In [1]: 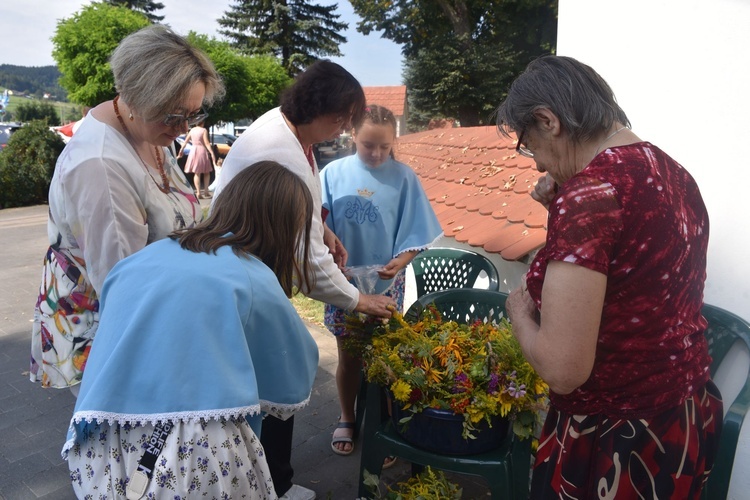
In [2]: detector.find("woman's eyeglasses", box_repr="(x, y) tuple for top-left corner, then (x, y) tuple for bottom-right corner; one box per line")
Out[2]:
(516, 129), (534, 158)
(163, 110), (209, 128)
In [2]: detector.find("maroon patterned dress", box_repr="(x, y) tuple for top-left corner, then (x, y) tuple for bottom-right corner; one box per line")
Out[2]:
(525, 142), (723, 499)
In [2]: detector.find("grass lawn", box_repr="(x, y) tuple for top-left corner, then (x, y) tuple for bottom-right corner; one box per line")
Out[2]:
(290, 293), (325, 329)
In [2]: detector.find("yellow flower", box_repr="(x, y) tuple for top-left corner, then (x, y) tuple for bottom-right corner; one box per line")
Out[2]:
(419, 357), (444, 384)
(391, 379), (412, 402)
(535, 378), (549, 395)
(465, 405), (485, 424)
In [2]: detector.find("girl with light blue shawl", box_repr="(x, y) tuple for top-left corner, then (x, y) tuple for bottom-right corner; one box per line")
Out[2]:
(63, 161), (319, 499)
(321, 105), (443, 457)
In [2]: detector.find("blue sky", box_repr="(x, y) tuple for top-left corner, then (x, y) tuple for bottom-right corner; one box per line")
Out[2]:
(0, 1), (404, 87)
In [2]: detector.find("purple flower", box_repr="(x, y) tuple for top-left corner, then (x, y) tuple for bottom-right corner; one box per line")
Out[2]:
(452, 373), (469, 393)
(507, 381), (527, 398)
(488, 373), (500, 394)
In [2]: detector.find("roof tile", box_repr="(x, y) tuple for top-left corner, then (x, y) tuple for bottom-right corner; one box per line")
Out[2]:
(399, 126), (548, 260)
(363, 86), (408, 116)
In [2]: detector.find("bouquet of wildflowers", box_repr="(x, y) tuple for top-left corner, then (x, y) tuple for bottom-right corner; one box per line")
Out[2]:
(363, 306), (548, 440)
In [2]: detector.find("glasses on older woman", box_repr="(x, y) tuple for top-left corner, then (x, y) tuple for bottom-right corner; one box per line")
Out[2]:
(163, 110), (209, 128)
(516, 129), (534, 158)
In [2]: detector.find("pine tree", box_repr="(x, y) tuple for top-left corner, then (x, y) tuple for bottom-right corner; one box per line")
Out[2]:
(219, 0), (347, 75)
(105, 0), (165, 22)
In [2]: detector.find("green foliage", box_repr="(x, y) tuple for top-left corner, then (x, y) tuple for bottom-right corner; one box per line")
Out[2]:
(14, 101), (61, 125)
(104, 0), (165, 22)
(52, 3), (150, 106)
(219, 0), (348, 75)
(187, 33), (291, 123)
(0, 121), (65, 208)
(243, 56), (293, 118)
(364, 466), (463, 499)
(349, 0), (558, 128)
(0, 65), (66, 100)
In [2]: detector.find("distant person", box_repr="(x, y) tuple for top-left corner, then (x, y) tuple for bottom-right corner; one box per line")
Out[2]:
(499, 55), (722, 498)
(63, 162), (319, 499)
(178, 119), (216, 198)
(213, 60), (395, 500)
(30, 25), (224, 394)
(321, 104), (442, 457)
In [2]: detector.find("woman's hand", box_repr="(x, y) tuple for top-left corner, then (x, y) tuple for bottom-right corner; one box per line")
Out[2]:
(506, 282), (538, 327)
(531, 173), (557, 209)
(323, 223), (347, 270)
(354, 293), (395, 319)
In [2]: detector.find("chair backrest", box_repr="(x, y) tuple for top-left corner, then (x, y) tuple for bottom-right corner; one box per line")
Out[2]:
(405, 288), (508, 325)
(411, 248), (500, 298)
(701, 303), (750, 500)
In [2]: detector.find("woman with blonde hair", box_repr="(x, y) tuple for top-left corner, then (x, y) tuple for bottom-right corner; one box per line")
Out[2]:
(30, 24), (224, 393)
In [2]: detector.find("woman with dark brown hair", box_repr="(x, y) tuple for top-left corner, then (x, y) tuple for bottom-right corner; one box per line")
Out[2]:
(63, 161), (319, 499)
(214, 59), (395, 500)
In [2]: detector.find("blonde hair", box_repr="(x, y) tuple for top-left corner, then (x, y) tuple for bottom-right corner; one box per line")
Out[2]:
(111, 25), (225, 122)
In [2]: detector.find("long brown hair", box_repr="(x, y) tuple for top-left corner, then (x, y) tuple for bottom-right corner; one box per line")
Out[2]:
(171, 161), (314, 296)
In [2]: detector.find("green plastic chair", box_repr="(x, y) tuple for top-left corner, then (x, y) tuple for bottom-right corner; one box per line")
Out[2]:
(357, 289), (533, 499)
(411, 248), (500, 298)
(701, 304), (750, 500)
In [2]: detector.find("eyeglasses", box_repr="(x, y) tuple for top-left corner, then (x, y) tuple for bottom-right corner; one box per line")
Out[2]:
(162, 110), (209, 128)
(515, 129), (534, 158)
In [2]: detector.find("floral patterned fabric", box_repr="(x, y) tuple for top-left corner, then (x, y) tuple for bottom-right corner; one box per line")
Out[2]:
(30, 114), (201, 389)
(531, 381), (723, 499)
(526, 142), (711, 418)
(67, 417), (276, 499)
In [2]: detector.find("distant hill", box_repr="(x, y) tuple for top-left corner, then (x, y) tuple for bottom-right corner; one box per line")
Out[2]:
(0, 65), (67, 101)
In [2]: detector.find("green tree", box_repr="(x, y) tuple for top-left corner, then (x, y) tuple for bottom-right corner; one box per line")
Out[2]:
(350, 0), (557, 129)
(14, 101), (61, 125)
(219, 0), (347, 75)
(52, 3), (149, 106)
(187, 33), (291, 124)
(104, 0), (165, 22)
(0, 121), (65, 208)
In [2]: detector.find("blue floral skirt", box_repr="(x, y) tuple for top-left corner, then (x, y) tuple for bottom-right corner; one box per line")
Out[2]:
(66, 417), (275, 499)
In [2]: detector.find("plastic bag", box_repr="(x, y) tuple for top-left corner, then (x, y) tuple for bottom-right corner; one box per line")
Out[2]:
(344, 265), (384, 295)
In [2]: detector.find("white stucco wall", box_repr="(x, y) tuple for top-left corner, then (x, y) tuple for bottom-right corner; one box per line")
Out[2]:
(558, 1), (750, 496)
(558, 0), (750, 322)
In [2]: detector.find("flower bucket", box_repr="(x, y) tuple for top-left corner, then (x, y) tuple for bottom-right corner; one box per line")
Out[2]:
(391, 402), (509, 455)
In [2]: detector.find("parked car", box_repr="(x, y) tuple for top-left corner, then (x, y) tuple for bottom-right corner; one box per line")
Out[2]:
(175, 132), (237, 159)
(0, 122), (23, 151)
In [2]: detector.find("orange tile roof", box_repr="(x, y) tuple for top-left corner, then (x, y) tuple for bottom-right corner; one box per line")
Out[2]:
(397, 126), (548, 261)
(363, 86), (407, 116)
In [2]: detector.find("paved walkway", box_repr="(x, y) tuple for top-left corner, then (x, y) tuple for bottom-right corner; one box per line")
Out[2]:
(0, 204), (489, 499)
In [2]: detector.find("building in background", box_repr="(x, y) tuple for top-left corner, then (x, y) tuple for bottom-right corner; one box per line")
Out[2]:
(363, 85), (408, 136)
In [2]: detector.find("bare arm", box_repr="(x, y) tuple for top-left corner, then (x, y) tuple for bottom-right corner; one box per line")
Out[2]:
(177, 130), (193, 157)
(506, 261), (605, 394)
(323, 222), (347, 270)
(378, 250), (419, 280)
(202, 128), (217, 164)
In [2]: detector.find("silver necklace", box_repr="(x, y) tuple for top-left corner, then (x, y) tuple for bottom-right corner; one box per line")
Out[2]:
(594, 126), (628, 157)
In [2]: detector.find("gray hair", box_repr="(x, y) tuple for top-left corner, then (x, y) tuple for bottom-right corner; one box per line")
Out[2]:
(495, 55), (630, 143)
(110, 25), (225, 122)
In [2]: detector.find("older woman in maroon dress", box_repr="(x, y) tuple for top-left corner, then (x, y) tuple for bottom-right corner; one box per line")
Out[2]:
(498, 55), (722, 499)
